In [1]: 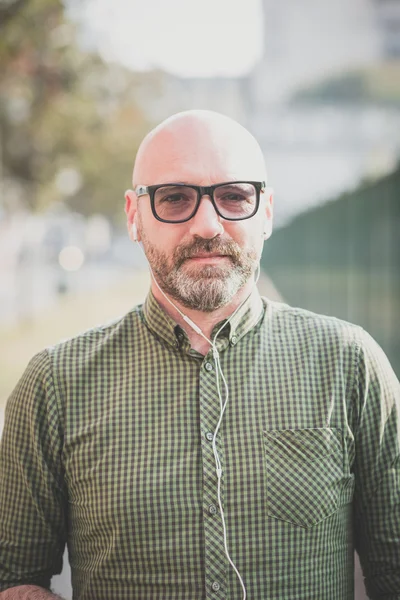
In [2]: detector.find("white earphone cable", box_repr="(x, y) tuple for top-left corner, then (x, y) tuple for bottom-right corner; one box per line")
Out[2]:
(133, 232), (262, 599)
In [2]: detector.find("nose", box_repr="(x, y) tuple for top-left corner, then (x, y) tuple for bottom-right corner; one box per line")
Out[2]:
(188, 194), (224, 239)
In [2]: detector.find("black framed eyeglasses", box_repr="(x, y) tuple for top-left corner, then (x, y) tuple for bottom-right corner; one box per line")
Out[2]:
(134, 181), (266, 224)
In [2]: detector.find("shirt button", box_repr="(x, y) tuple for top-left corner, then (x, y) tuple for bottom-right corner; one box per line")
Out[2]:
(230, 335), (238, 345)
(204, 362), (213, 371)
(209, 504), (217, 514)
(205, 432), (213, 441)
(211, 581), (220, 592)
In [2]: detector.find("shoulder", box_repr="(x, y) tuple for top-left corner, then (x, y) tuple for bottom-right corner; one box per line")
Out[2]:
(42, 305), (144, 375)
(261, 297), (363, 345)
(261, 297), (398, 385)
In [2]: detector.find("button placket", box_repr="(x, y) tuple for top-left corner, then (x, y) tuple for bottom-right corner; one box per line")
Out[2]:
(199, 356), (227, 598)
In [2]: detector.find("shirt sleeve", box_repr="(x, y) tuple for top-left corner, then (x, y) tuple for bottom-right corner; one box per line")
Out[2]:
(353, 328), (400, 600)
(0, 350), (67, 592)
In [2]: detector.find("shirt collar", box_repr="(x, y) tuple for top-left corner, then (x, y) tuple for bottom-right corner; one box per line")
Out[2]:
(141, 287), (264, 354)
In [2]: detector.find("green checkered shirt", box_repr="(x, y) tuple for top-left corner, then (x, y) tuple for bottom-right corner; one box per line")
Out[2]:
(1, 290), (399, 599)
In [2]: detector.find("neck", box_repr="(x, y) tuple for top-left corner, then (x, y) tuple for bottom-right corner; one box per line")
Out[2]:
(151, 278), (255, 354)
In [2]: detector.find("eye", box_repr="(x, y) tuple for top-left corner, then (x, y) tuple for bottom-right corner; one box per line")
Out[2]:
(219, 192), (247, 202)
(159, 193), (189, 204)
(215, 184), (256, 204)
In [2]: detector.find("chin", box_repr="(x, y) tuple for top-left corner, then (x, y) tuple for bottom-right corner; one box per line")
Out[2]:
(184, 264), (230, 279)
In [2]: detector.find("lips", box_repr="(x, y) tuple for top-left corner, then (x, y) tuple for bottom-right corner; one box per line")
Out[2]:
(189, 254), (227, 259)
(187, 254), (230, 262)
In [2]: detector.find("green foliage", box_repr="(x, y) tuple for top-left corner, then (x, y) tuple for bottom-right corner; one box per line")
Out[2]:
(0, 0), (157, 221)
(291, 63), (400, 106)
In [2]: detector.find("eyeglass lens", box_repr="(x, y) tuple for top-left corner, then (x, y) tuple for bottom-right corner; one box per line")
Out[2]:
(154, 183), (257, 222)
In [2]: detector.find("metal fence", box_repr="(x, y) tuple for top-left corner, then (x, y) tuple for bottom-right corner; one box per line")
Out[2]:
(262, 165), (400, 377)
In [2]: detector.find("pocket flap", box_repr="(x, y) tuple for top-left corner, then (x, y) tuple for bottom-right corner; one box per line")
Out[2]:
(264, 427), (342, 462)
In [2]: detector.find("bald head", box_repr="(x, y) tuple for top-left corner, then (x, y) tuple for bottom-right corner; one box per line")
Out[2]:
(132, 110), (267, 186)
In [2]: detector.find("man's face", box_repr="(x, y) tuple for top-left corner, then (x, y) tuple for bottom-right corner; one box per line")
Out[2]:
(139, 213), (260, 313)
(126, 116), (272, 312)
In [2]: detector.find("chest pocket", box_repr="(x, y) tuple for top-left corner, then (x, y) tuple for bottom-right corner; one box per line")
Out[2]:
(263, 427), (346, 529)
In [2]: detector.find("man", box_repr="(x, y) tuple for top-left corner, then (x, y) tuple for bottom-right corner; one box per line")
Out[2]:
(0, 110), (399, 600)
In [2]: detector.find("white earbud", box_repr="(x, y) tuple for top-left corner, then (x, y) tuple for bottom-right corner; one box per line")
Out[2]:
(132, 220), (138, 242)
(263, 221), (272, 239)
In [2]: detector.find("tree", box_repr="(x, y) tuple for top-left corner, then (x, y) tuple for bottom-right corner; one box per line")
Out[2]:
(0, 0), (158, 222)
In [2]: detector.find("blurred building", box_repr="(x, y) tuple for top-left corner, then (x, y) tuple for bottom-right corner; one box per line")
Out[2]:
(373, 0), (400, 58)
(251, 0), (380, 105)
(246, 0), (400, 225)
(140, 73), (248, 126)
(137, 0), (400, 228)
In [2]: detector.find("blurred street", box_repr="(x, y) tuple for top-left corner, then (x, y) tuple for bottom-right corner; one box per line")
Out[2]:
(0, 209), (147, 327)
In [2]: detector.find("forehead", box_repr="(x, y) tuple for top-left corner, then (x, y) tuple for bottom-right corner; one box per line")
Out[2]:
(134, 120), (266, 185)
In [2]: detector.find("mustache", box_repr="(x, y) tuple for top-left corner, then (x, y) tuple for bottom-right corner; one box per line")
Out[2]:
(174, 238), (242, 267)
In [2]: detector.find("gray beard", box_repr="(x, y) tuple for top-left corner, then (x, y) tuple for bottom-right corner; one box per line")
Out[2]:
(159, 261), (252, 312)
(141, 234), (257, 312)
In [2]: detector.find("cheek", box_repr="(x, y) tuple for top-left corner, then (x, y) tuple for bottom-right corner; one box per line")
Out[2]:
(142, 218), (185, 254)
(245, 226), (265, 259)
(235, 223), (263, 248)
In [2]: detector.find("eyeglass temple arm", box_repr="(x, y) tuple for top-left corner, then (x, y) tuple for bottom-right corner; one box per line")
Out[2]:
(135, 185), (148, 197)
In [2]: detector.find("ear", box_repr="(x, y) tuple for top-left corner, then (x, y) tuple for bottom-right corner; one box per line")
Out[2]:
(125, 189), (139, 242)
(263, 187), (273, 241)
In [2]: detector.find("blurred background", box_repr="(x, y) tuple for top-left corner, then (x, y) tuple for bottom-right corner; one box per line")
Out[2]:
(0, 0), (399, 597)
